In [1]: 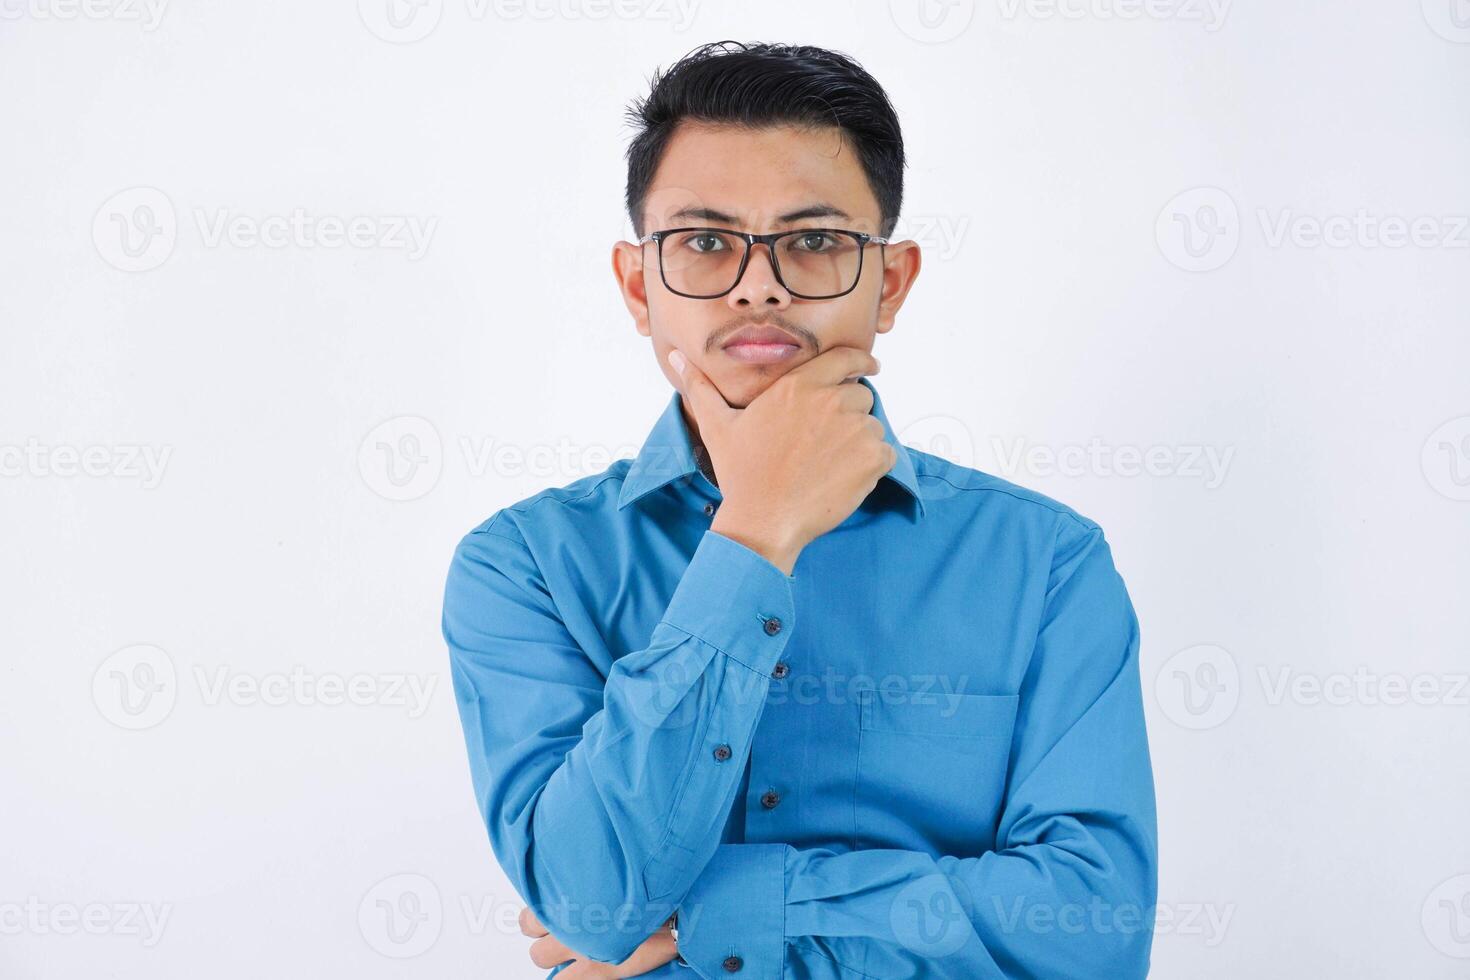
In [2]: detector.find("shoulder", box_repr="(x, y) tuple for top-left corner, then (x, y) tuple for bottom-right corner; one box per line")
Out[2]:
(907, 446), (1103, 541)
(457, 458), (636, 543)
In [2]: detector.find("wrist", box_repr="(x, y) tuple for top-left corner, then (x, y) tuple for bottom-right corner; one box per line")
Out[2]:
(710, 507), (803, 575)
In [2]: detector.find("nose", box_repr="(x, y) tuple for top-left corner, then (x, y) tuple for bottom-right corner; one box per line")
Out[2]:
(727, 242), (791, 310)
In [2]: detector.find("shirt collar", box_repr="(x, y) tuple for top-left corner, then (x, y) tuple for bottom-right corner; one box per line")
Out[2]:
(617, 375), (926, 519)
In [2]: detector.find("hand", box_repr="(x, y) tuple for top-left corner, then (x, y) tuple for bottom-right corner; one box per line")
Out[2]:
(667, 344), (893, 575)
(519, 905), (678, 978)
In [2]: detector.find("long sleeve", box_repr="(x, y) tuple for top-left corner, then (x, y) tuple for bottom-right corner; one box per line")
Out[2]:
(674, 522), (1158, 979)
(442, 516), (796, 964)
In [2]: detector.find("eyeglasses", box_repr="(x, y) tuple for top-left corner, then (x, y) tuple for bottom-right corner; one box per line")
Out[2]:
(636, 226), (890, 300)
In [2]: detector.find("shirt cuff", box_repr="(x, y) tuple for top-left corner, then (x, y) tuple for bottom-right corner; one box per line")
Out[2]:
(659, 529), (796, 677)
(676, 843), (787, 980)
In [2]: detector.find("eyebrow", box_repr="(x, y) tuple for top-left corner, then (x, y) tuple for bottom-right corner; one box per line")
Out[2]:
(668, 203), (853, 225)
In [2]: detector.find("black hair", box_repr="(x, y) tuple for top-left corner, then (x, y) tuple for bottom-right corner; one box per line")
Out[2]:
(623, 41), (905, 240)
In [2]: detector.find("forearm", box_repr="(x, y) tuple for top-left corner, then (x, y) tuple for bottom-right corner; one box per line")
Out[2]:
(447, 525), (796, 963)
(678, 828), (1155, 980)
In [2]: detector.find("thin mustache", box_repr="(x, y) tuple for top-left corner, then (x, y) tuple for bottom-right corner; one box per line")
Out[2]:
(708, 318), (819, 353)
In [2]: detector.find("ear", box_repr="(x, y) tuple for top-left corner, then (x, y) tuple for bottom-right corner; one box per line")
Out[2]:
(875, 240), (922, 335)
(611, 240), (653, 337)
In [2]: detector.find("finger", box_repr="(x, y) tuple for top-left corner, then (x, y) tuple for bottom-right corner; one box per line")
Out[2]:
(529, 933), (577, 970)
(787, 345), (880, 388)
(519, 905), (549, 938)
(668, 348), (735, 428)
(556, 959), (616, 980)
(609, 928), (678, 977)
(552, 927), (678, 979)
(835, 378), (876, 414)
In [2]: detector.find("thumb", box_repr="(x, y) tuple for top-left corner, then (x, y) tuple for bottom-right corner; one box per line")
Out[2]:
(668, 349), (734, 428)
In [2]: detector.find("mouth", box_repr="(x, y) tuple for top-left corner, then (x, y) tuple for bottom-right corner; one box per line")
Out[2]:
(720, 324), (803, 365)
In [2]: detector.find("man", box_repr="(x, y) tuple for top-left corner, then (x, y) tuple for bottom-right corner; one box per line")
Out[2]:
(442, 41), (1157, 979)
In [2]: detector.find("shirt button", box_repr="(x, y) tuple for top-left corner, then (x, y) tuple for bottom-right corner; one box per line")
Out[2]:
(762, 617), (782, 636)
(771, 662), (789, 679)
(713, 744), (732, 762)
(760, 789), (780, 809)
(722, 955), (744, 972)
(703, 502), (716, 517)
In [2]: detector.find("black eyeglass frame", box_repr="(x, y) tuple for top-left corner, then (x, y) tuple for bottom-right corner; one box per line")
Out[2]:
(636, 226), (891, 300)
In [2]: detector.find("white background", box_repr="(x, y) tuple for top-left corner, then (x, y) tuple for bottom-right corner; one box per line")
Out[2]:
(3, 1), (1469, 977)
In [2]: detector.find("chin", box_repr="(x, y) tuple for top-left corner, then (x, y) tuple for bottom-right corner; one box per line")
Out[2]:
(715, 367), (789, 408)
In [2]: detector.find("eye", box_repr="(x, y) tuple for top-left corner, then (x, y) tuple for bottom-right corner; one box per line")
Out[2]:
(790, 231), (839, 253)
(680, 232), (729, 254)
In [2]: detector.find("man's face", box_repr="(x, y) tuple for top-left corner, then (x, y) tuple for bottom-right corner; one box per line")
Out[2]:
(612, 121), (920, 410)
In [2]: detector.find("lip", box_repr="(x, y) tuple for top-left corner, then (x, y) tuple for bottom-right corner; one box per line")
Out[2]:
(721, 324), (803, 364)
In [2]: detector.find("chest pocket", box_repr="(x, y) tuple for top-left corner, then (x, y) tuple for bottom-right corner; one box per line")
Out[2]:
(854, 688), (1018, 855)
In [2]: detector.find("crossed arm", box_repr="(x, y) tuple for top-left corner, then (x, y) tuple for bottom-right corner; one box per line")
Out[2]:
(442, 511), (1157, 978)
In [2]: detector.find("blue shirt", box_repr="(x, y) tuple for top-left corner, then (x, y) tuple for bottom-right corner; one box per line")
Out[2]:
(442, 377), (1157, 979)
